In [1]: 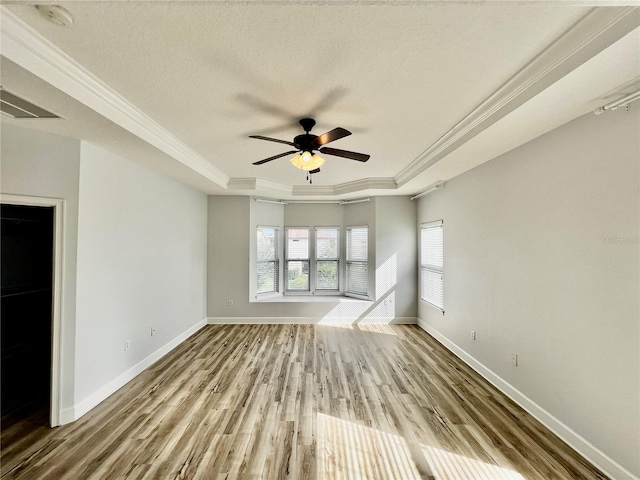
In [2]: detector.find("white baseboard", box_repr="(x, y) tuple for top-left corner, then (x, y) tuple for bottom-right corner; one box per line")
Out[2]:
(59, 406), (76, 425)
(207, 316), (417, 325)
(417, 319), (638, 480)
(64, 319), (207, 424)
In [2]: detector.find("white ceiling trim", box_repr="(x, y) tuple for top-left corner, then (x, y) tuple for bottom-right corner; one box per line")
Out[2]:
(394, 6), (640, 187)
(292, 177), (397, 196)
(227, 177), (293, 194)
(292, 185), (336, 196)
(255, 179), (293, 194)
(0, 7), (229, 188)
(227, 178), (257, 190)
(333, 177), (397, 196)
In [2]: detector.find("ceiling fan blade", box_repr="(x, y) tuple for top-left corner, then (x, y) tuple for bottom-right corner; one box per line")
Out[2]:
(312, 127), (351, 147)
(252, 150), (298, 165)
(319, 147), (370, 162)
(308, 168), (321, 174)
(249, 135), (296, 147)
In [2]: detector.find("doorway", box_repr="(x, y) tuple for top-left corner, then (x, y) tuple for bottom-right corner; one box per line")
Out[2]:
(1, 203), (55, 428)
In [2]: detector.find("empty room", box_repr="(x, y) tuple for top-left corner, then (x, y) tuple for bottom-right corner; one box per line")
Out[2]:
(1, 1), (638, 479)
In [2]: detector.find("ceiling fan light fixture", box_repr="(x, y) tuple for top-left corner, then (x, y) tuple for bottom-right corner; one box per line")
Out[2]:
(290, 151), (324, 171)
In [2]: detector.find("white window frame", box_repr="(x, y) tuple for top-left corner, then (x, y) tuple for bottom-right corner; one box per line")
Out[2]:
(420, 220), (444, 314)
(285, 227), (311, 293)
(345, 225), (369, 299)
(256, 226), (280, 295)
(315, 227), (340, 293)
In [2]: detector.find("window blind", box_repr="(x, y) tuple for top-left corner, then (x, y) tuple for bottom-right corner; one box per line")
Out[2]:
(421, 221), (444, 312)
(316, 228), (339, 290)
(286, 228), (310, 291)
(257, 226), (278, 294)
(346, 226), (368, 296)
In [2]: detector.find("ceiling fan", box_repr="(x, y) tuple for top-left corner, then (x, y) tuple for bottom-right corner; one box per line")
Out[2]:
(250, 118), (370, 183)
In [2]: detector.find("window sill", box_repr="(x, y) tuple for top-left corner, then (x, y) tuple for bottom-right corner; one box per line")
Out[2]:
(253, 295), (372, 303)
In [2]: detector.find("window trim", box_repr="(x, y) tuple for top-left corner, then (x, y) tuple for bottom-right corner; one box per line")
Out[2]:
(420, 220), (444, 314)
(345, 225), (369, 299)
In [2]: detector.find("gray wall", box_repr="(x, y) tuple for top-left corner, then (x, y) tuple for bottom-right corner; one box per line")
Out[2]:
(1, 125), (208, 422)
(75, 142), (208, 403)
(1, 124), (81, 417)
(207, 196), (417, 323)
(376, 196), (417, 319)
(417, 108), (639, 477)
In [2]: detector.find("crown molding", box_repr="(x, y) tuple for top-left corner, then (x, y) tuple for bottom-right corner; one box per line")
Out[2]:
(291, 177), (397, 196)
(0, 7), (229, 188)
(227, 178), (256, 190)
(334, 177), (397, 195)
(227, 178), (293, 194)
(255, 179), (293, 194)
(394, 6), (640, 187)
(292, 185), (336, 196)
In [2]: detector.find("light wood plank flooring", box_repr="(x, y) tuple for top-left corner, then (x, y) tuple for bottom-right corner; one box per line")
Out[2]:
(1, 324), (609, 479)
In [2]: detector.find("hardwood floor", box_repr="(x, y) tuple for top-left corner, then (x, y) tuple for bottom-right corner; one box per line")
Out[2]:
(1, 324), (609, 480)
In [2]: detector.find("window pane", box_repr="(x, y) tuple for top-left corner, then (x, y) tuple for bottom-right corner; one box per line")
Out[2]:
(421, 226), (443, 268)
(346, 226), (368, 295)
(287, 228), (309, 259)
(257, 227), (277, 261)
(287, 260), (309, 290)
(257, 261), (278, 294)
(421, 268), (443, 310)
(317, 260), (338, 290)
(257, 227), (278, 294)
(421, 222), (443, 311)
(346, 261), (368, 295)
(347, 227), (368, 261)
(316, 228), (338, 259)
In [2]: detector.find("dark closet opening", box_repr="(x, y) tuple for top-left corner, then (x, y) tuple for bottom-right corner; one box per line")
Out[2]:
(1, 203), (54, 428)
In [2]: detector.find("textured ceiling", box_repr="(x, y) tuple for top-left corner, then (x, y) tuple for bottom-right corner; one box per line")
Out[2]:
(1, 2), (639, 197)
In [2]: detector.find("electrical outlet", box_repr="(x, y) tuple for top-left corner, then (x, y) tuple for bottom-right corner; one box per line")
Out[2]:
(228, 299), (234, 306)
(511, 352), (518, 366)
(151, 327), (156, 337)
(471, 330), (476, 340)
(124, 340), (130, 351)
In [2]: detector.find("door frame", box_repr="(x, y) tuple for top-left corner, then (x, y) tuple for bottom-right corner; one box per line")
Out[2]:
(1, 194), (64, 427)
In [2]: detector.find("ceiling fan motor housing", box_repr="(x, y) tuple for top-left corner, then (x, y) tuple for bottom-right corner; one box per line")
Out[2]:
(293, 134), (319, 152)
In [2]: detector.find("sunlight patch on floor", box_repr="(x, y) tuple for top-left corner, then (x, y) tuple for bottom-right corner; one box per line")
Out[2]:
(421, 445), (525, 480)
(317, 322), (398, 335)
(318, 413), (422, 479)
(356, 323), (398, 336)
(317, 413), (526, 480)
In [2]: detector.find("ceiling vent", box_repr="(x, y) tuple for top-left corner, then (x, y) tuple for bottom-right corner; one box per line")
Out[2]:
(0, 88), (60, 119)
